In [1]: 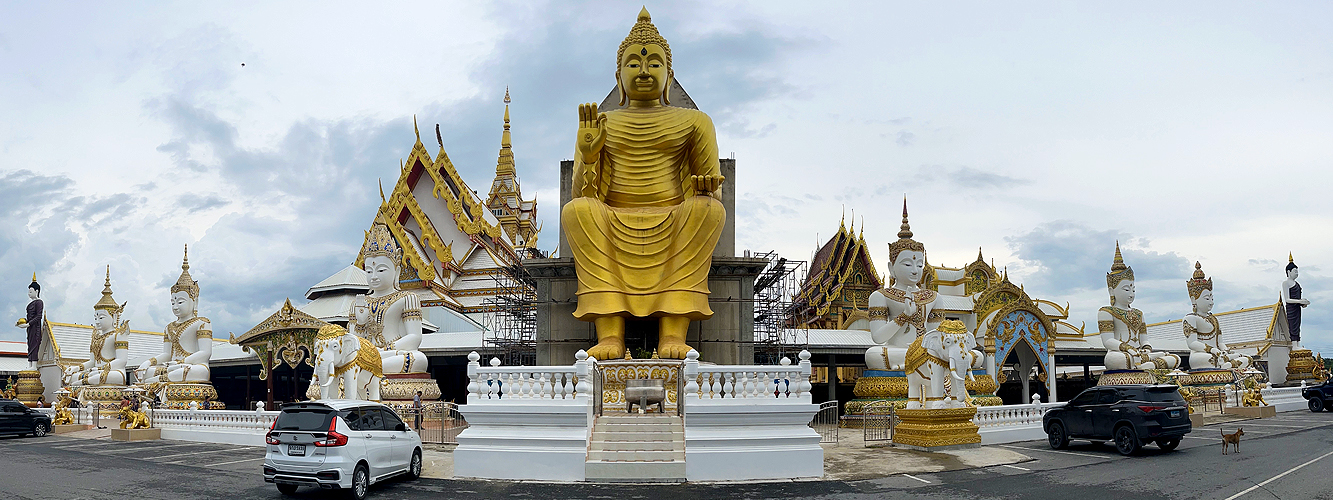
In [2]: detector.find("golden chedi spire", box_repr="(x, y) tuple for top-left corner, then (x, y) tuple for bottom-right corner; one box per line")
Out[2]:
(496, 88), (515, 175)
(1186, 261), (1212, 300)
(1106, 241), (1134, 289)
(171, 245), (199, 300)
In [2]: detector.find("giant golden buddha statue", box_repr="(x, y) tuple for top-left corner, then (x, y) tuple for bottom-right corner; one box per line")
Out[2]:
(563, 7), (725, 360)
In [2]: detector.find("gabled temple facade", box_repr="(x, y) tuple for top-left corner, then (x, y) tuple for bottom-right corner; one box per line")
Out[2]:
(793, 218), (881, 330)
(304, 115), (530, 322)
(484, 89), (540, 254)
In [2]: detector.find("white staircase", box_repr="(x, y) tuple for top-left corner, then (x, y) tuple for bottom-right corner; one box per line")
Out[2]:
(584, 413), (686, 482)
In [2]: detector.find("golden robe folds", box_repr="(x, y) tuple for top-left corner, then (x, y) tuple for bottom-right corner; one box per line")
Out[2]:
(563, 106), (725, 321)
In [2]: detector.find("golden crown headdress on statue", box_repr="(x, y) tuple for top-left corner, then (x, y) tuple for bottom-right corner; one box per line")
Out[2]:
(1105, 241), (1135, 289)
(937, 319), (968, 335)
(93, 265), (126, 316)
(1186, 261), (1213, 300)
(316, 324), (347, 342)
(171, 245), (200, 301)
(888, 199), (926, 264)
(360, 223), (403, 266)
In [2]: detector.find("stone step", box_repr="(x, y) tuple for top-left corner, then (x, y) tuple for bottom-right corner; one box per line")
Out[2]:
(591, 430), (684, 442)
(594, 422), (681, 433)
(584, 460), (686, 482)
(586, 449), (684, 462)
(590, 439), (680, 452)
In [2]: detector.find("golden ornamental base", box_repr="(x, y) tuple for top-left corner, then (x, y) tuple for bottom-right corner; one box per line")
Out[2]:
(1097, 369), (1173, 386)
(76, 385), (130, 403)
(844, 396), (1002, 420)
(14, 370), (44, 407)
(1223, 405), (1276, 418)
(1179, 369), (1235, 387)
(1286, 349), (1327, 382)
(380, 373), (443, 413)
(892, 406), (981, 450)
(156, 383), (225, 409)
(110, 427), (161, 441)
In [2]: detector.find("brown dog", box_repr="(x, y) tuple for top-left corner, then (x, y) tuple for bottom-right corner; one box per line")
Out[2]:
(1221, 428), (1244, 455)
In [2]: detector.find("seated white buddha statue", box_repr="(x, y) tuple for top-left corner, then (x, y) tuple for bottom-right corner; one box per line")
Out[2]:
(865, 203), (945, 372)
(1183, 262), (1251, 370)
(67, 267), (129, 387)
(136, 247), (213, 384)
(351, 224), (427, 374)
(1099, 243), (1180, 371)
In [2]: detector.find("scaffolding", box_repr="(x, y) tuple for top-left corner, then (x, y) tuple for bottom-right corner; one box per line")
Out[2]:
(751, 251), (809, 364)
(480, 264), (537, 367)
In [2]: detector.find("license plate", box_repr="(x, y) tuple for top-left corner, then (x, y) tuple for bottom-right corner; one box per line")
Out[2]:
(1170, 411), (1181, 418)
(288, 444), (306, 456)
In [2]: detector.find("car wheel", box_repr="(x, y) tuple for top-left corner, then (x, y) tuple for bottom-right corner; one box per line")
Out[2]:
(1047, 422), (1069, 450)
(276, 483), (298, 495)
(32, 423), (47, 437)
(1310, 397), (1325, 412)
(344, 463), (369, 500)
(405, 448), (423, 480)
(1157, 438), (1180, 451)
(1114, 426), (1141, 456)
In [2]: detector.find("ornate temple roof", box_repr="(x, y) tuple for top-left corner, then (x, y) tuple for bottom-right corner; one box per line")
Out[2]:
(794, 217), (881, 323)
(484, 89), (540, 251)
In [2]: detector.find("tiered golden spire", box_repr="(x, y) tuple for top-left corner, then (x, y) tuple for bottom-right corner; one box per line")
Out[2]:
(93, 265), (121, 312)
(496, 87), (515, 175)
(1106, 241), (1135, 288)
(888, 198), (925, 263)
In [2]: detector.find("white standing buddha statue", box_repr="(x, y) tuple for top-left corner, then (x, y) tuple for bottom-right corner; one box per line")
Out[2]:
(865, 202), (945, 373)
(351, 224), (428, 375)
(137, 246), (213, 384)
(1099, 243), (1180, 371)
(1183, 262), (1251, 370)
(67, 266), (130, 387)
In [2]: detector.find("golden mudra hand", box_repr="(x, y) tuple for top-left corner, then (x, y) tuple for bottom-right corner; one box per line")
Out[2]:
(577, 102), (608, 161)
(692, 174), (723, 194)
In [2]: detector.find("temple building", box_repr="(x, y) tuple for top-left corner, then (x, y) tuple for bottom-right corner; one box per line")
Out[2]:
(792, 218), (881, 331)
(484, 89), (541, 257)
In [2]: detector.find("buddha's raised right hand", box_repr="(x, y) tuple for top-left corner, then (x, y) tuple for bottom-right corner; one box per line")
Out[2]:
(577, 102), (608, 162)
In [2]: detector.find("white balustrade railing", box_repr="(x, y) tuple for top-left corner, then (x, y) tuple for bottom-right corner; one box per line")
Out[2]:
(684, 349), (813, 399)
(152, 408), (279, 432)
(465, 349), (592, 402)
(974, 399), (1065, 429)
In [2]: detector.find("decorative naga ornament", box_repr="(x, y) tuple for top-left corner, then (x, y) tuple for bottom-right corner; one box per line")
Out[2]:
(1182, 262), (1251, 370)
(1097, 242), (1180, 373)
(562, 7), (726, 360)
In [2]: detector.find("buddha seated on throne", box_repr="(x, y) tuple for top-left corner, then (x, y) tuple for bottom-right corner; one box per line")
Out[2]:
(563, 8), (725, 360)
(1099, 243), (1180, 371)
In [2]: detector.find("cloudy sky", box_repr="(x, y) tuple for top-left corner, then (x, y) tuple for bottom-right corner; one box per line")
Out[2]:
(1, 1), (1330, 356)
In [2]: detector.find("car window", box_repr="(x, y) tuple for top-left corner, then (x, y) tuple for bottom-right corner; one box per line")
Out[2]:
(340, 408), (363, 431)
(359, 407), (385, 431)
(381, 408), (405, 431)
(1141, 387), (1185, 403)
(1070, 390), (1098, 406)
(1097, 390), (1118, 404)
(275, 407), (335, 431)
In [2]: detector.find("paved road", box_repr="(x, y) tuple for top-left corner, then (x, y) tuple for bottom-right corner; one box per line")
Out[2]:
(1, 412), (1331, 500)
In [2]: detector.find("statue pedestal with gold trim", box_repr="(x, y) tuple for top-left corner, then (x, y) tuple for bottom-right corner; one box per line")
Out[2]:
(891, 407), (981, 451)
(1096, 369), (1173, 386)
(14, 370), (44, 407)
(1285, 349), (1326, 384)
(1174, 368), (1235, 415)
(156, 382), (224, 410)
(845, 370), (1000, 426)
(379, 373), (443, 413)
(76, 385), (134, 411)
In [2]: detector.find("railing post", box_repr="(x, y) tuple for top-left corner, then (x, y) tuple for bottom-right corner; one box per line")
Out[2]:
(465, 351), (480, 403)
(574, 350), (591, 400)
(684, 350), (700, 400)
(798, 350), (813, 401)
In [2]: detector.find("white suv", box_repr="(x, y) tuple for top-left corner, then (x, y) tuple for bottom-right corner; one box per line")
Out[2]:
(264, 400), (422, 500)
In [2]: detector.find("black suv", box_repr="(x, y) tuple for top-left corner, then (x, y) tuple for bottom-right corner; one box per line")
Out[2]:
(1302, 379), (1333, 412)
(1043, 384), (1191, 455)
(0, 399), (52, 438)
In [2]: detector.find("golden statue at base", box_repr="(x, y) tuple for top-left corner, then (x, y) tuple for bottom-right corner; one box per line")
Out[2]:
(563, 7), (726, 360)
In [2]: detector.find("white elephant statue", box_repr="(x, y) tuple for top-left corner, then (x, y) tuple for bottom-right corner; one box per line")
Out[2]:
(310, 325), (384, 401)
(905, 320), (983, 409)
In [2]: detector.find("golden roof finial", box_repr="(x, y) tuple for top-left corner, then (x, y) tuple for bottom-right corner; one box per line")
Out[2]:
(379, 178), (386, 203)
(435, 123), (444, 150)
(413, 114), (420, 143)
(504, 86), (511, 104)
(977, 247), (984, 262)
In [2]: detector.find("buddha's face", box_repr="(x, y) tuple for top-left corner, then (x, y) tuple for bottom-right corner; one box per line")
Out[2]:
(1288, 268), (1299, 280)
(28, 287), (38, 300)
(618, 43), (668, 103)
(170, 291), (195, 320)
(364, 256), (399, 295)
(93, 309), (114, 333)
(1193, 289), (1214, 315)
(891, 250), (926, 288)
(1110, 280), (1135, 307)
